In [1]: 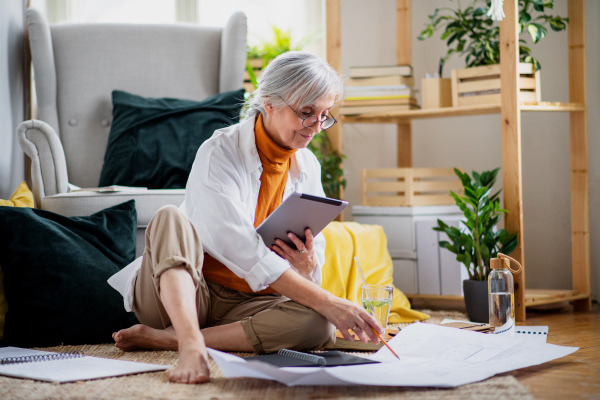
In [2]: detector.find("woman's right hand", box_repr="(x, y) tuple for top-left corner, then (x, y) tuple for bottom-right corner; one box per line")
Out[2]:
(314, 295), (384, 344)
(269, 269), (385, 343)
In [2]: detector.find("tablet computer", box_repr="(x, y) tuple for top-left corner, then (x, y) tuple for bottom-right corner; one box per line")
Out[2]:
(256, 192), (348, 249)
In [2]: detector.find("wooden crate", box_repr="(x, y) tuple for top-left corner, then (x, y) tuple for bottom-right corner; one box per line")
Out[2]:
(451, 63), (541, 107)
(360, 168), (463, 207)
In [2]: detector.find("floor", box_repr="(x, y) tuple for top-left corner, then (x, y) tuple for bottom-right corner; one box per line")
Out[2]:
(508, 302), (600, 400)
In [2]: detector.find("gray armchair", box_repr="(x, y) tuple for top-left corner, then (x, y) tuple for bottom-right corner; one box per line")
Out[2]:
(18, 8), (247, 256)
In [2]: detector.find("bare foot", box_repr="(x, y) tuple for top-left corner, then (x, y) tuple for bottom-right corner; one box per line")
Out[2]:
(112, 324), (178, 351)
(168, 333), (210, 384)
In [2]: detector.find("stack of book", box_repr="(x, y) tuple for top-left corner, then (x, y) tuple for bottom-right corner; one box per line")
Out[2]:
(341, 65), (419, 115)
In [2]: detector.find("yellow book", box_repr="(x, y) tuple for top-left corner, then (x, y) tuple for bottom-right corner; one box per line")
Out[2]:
(346, 75), (415, 87)
(343, 97), (418, 106)
(349, 64), (413, 78)
(340, 104), (420, 115)
(344, 95), (411, 101)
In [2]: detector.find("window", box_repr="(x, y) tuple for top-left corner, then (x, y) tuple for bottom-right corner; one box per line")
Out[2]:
(29, 0), (325, 56)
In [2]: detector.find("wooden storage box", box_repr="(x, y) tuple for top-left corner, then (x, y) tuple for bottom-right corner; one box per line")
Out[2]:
(360, 168), (463, 207)
(451, 63), (541, 107)
(421, 78), (452, 109)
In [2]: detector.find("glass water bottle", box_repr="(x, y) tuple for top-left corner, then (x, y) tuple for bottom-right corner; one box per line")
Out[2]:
(488, 253), (522, 336)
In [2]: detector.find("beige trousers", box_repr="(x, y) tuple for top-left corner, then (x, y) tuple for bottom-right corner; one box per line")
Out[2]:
(132, 205), (335, 354)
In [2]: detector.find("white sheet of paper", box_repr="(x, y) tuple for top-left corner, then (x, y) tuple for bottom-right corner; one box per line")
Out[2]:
(0, 347), (168, 383)
(441, 318), (549, 342)
(515, 326), (549, 342)
(208, 323), (577, 387)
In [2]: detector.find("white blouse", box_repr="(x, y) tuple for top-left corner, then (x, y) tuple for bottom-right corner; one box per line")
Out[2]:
(109, 115), (327, 312)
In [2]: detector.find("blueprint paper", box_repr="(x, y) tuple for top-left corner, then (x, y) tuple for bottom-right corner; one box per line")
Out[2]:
(207, 323), (577, 387)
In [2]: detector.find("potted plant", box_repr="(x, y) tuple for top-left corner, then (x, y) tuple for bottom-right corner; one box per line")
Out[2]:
(245, 26), (346, 199)
(417, 0), (569, 73)
(434, 168), (518, 322)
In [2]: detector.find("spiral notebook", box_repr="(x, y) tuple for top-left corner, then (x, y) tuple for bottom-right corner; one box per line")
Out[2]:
(244, 349), (379, 368)
(0, 347), (168, 383)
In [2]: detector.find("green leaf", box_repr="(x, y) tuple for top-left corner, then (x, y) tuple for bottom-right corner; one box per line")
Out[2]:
(549, 16), (567, 32)
(528, 23), (547, 43)
(480, 243), (490, 263)
(441, 242), (458, 254)
(462, 251), (472, 269)
(473, 7), (487, 17)
(520, 10), (532, 24)
(501, 237), (519, 255)
(436, 219), (449, 230)
(480, 168), (499, 186)
(463, 186), (478, 201)
(475, 187), (489, 199)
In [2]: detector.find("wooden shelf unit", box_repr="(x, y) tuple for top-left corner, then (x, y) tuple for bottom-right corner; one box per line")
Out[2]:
(325, 0), (591, 321)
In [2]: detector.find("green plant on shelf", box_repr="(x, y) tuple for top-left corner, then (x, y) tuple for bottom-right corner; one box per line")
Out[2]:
(434, 168), (519, 281)
(417, 0), (568, 74)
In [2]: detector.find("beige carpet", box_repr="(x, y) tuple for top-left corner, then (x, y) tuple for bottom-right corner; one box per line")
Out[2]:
(0, 311), (534, 400)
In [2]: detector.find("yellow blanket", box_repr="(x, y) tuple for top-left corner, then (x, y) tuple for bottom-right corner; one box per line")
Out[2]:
(321, 221), (429, 323)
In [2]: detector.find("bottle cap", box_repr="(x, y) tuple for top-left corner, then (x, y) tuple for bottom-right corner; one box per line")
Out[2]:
(490, 253), (522, 273)
(490, 257), (508, 270)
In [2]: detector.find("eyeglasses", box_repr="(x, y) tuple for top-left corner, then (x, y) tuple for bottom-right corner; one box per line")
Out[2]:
(280, 98), (337, 130)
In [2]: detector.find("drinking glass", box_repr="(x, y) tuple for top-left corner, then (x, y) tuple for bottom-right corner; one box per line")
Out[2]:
(361, 284), (393, 329)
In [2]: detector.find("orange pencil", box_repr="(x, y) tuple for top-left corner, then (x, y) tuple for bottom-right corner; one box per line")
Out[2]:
(371, 328), (400, 360)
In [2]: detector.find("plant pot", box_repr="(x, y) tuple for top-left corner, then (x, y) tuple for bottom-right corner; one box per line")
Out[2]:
(462, 279), (489, 323)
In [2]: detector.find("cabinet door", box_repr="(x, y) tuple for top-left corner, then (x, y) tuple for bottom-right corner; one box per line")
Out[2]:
(392, 258), (418, 295)
(353, 215), (415, 257)
(415, 220), (441, 295)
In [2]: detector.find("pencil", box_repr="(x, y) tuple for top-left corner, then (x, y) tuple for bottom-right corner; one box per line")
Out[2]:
(371, 328), (401, 360)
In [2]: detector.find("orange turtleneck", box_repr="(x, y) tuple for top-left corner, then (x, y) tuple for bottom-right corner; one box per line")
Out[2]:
(202, 113), (297, 294)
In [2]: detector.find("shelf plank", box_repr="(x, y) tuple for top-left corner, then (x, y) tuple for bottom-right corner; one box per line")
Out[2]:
(341, 104), (501, 123)
(340, 102), (586, 123)
(406, 289), (591, 309)
(520, 102), (586, 111)
(525, 289), (590, 307)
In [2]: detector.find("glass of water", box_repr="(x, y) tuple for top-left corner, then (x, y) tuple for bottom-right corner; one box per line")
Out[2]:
(361, 284), (393, 329)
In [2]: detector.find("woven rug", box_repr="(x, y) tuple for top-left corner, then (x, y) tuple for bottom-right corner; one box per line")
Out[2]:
(0, 311), (534, 400)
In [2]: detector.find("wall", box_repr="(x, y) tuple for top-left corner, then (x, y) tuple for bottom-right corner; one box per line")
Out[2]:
(339, 0), (599, 300)
(0, 0), (25, 199)
(0, 0), (26, 199)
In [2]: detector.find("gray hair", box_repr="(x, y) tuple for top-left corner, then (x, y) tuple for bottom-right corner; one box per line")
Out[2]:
(245, 51), (343, 119)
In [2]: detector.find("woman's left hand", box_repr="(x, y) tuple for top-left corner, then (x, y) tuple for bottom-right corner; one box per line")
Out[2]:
(272, 228), (317, 277)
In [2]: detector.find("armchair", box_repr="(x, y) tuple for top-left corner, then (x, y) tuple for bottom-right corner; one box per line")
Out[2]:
(18, 8), (247, 256)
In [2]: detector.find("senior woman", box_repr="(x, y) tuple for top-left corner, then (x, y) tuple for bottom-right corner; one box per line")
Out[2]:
(110, 51), (383, 384)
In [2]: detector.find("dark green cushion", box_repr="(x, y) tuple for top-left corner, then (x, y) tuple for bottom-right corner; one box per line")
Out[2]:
(99, 88), (245, 189)
(0, 201), (138, 347)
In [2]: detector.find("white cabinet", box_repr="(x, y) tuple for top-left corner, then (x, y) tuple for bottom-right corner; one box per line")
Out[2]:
(352, 205), (466, 295)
